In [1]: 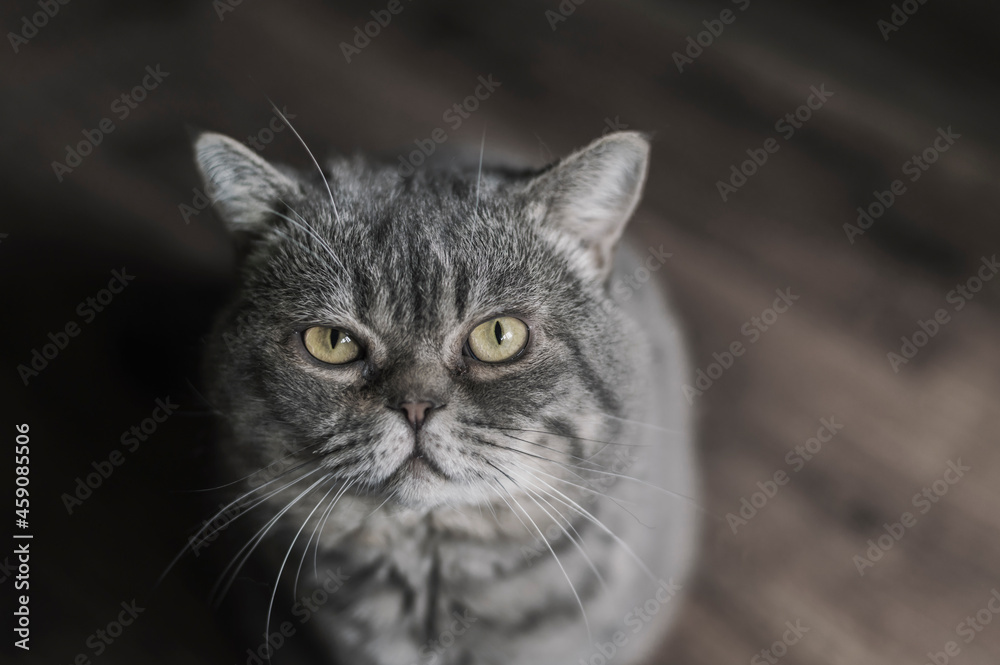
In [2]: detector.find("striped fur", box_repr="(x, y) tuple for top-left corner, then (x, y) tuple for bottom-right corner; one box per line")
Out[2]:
(195, 130), (699, 664)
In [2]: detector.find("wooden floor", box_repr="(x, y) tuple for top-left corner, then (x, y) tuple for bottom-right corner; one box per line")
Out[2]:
(5, 1), (1000, 663)
(653, 216), (1000, 665)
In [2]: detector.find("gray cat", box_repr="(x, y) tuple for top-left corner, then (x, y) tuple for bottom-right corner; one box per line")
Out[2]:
(191, 125), (699, 665)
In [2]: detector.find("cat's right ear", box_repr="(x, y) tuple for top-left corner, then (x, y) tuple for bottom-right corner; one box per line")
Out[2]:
(523, 131), (650, 278)
(192, 130), (299, 231)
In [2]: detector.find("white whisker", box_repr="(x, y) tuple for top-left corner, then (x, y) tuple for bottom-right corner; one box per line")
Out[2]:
(498, 463), (657, 583)
(292, 480), (346, 594)
(267, 98), (341, 220)
(489, 474), (592, 640)
(505, 466), (609, 594)
(475, 124), (486, 211)
(312, 478), (359, 581)
(494, 431), (705, 513)
(157, 465), (321, 586)
(504, 457), (649, 528)
(597, 411), (687, 435)
(265, 475), (336, 659)
(212, 473), (329, 607)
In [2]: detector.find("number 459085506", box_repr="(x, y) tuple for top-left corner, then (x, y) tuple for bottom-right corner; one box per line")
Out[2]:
(15, 424), (29, 522)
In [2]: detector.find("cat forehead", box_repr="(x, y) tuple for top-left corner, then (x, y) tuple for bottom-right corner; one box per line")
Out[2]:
(254, 202), (566, 332)
(281, 184), (543, 268)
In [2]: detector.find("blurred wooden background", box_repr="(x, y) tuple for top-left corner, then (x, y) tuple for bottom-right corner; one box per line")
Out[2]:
(2, 0), (999, 663)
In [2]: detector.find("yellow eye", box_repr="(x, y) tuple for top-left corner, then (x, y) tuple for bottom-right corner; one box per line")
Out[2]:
(302, 327), (361, 364)
(468, 317), (529, 363)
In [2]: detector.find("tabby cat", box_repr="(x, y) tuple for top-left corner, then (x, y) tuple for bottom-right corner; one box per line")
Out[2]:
(191, 125), (699, 664)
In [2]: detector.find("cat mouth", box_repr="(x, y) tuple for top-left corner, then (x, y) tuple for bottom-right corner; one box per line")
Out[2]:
(400, 451), (449, 481)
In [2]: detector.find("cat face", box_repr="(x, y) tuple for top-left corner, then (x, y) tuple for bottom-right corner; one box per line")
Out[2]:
(196, 129), (650, 511)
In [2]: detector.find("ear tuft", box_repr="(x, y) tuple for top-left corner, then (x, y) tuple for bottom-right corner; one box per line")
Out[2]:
(193, 131), (298, 230)
(526, 131), (650, 275)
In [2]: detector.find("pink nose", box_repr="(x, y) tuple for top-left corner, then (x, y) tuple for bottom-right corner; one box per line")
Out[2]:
(396, 401), (437, 430)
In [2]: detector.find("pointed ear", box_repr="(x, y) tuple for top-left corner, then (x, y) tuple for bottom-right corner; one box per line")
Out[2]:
(193, 131), (299, 230)
(525, 131), (650, 275)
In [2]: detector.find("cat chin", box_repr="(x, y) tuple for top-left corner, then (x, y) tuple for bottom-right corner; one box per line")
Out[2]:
(385, 465), (488, 511)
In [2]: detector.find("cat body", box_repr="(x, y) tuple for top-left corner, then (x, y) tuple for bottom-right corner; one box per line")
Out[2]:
(194, 127), (699, 664)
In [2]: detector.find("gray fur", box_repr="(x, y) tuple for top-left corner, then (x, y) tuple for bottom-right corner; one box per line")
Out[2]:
(194, 129), (699, 665)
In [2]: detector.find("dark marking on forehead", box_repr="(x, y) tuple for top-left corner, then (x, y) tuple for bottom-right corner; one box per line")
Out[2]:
(369, 211), (394, 247)
(409, 229), (428, 329)
(350, 261), (371, 319)
(343, 214), (448, 337)
(453, 259), (470, 320)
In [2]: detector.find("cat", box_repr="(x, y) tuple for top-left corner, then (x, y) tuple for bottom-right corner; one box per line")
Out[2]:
(190, 123), (700, 665)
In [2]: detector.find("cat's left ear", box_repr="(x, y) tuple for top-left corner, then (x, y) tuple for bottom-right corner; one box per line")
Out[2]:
(192, 130), (300, 232)
(525, 131), (650, 276)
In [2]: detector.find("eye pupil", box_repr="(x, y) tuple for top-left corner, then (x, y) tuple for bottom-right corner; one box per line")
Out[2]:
(303, 326), (361, 365)
(467, 316), (528, 363)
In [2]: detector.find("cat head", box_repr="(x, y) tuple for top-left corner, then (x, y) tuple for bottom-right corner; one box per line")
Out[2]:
(195, 129), (650, 512)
